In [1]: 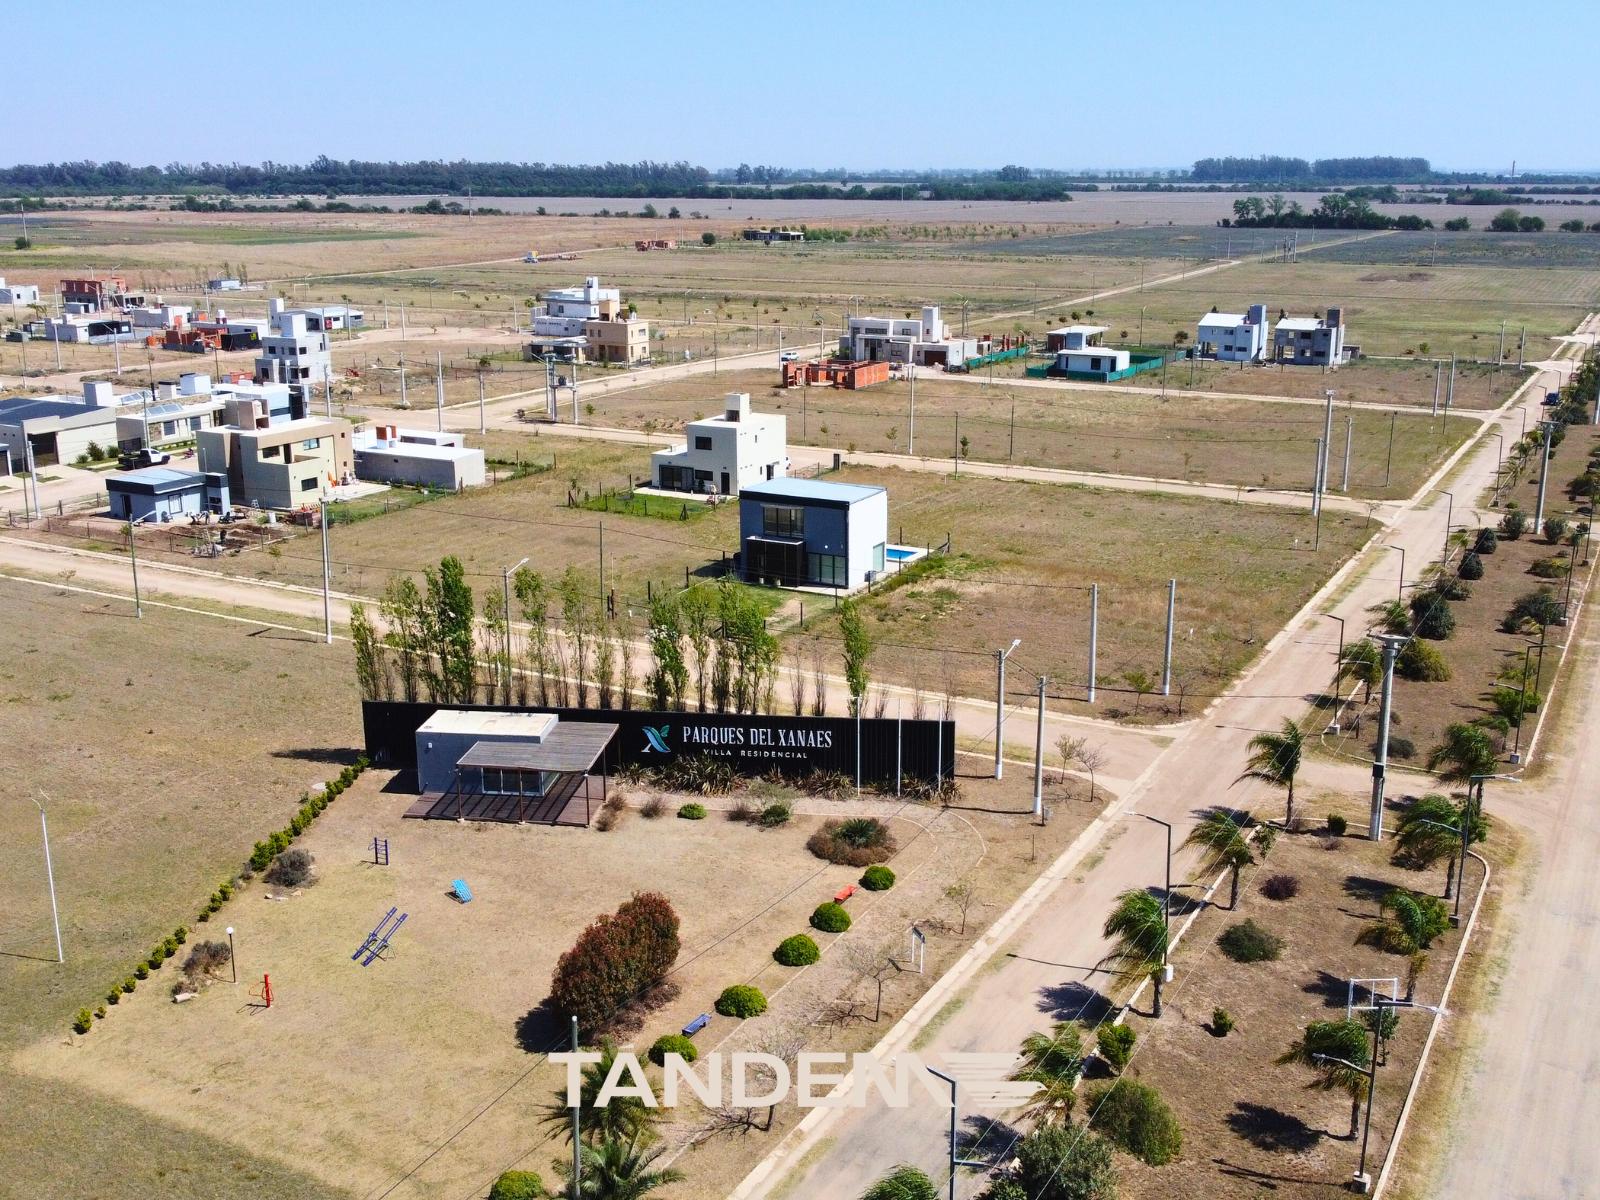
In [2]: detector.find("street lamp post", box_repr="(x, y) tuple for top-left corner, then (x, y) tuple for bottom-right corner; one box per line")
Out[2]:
(1385, 543), (1406, 604)
(127, 514), (150, 618)
(1128, 811), (1175, 1014)
(925, 1067), (988, 1200)
(1324, 613), (1346, 667)
(993, 638), (1021, 780)
(502, 556), (529, 693)
(31, 796), (63, 964)
(226, 926), (237, 984)
(1441, 490), (1454, 559)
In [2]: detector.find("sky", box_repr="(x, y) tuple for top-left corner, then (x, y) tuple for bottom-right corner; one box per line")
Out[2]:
(11, 0), (1597, 173)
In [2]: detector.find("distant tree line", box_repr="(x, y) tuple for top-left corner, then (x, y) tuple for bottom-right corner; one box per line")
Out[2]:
(1222, 192), (1433, 230)
(1192, 155), (1433, 183)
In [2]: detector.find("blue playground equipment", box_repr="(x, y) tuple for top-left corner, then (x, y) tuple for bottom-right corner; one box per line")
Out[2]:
(372, 836), (390, 866)
(352, 907), (407, 966)
(682, 1012), (711, 1037)
(451, 878), (473, 904)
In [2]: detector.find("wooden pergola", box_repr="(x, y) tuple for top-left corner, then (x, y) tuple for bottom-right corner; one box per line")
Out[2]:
(404, 722), (618, 826)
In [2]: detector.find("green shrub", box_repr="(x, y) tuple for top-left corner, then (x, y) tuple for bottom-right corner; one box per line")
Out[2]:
(1087, 1080), (1183, 1166)
(1409, 593), (1455, 639)
(1260, 873), (1299, 900)
(1212, 1007), (1235, 1036)
(758, 800), (793, 827)
(810, 901), (852, 933)
(265, 848), (315, 888)
(701, 231), (717, 246)
(487, 1169), (546, 1200)
(1458, 551), (1484, 580)
(807, 817), (896, 866)
(1218, 919), (1284, 963)
(1097, 1023), (1136, 1074)
(1544, 517), (1570, 544)
(146, 952), (164, 971)
(121, 977), (136, 993)
(860, 865), (896, 891)
(162, 936), (178, 956)
(1327, 814), (1348, 837)
(862, 1166), (938, 1200)
(774, 934), (821, 966)
(1530, 556), (1569, 579)
(1500, 508), (1527, 540)
(677, 802), (707, 820)
(1398, 640), (1451, 682)
(715, 984), (768, 1019)
(94, 1004), (107, 1019)
(1474, 527), (1498, 554)
(174, 926), (188, 944)
(106, 989), (121, 1006)
(73, 1008), (93, 1034)
(1507, 588), (1563, 630)
(647, 1034), (699, 1067)
(249, 841), (273, 871)
(1387, 736), (1418, 760)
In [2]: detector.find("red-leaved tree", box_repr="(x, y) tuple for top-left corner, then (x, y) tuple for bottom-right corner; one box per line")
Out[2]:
(550, 891), (681, 1035)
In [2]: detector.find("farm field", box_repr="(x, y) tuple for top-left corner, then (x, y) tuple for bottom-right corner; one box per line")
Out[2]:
(0, 576), (359, 1200)
(583, 367), (1478, 500)
(1107, 791), (1513, 1200)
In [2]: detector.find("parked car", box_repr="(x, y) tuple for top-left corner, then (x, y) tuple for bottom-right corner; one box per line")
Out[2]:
(119, 447), (172, 469)
(778, 350), (800, 363)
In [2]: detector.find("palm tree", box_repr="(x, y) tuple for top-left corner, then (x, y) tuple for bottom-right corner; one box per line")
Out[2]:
(553, 1132), (684, 1200)
(1010, 1021), (1085, 1125)
(1357, 888), (1450, 956)
(1101, 888), (1169, 1017)
(1336, 639), (1381, 703)
(1182, 810), (1254, 908)
(1427, 723), (1499, 785)
(861, 1165), (938, 1200)
(1395, 793), (1468, 896)
(1236, 718), (1305, 828)
(540, 1039), (659, 1147)
(1277, 1019), (1371, 1138)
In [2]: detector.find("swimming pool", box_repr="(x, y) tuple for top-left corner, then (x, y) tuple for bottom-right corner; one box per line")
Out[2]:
(886, 547), (917, 562)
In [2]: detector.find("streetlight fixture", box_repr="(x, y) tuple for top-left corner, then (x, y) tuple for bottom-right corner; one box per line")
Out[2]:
(993, 638), (1021, 780)
(1011, 658), (1050, 821)
(1315, 996), (1445, 1193)
(1384, 543), (1406, 604)
(925, 1066), (988, 1200)
(1323, 613), (1346, 666)
(1127, 811), (1175, 981)
(225, 926), (237, 984)
(502, 557), (529, 689)
(127, 513), (151, 618)
(1440, 490), (1454, 558)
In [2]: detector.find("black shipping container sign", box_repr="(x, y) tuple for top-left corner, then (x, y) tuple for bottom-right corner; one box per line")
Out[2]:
(362, 701), (955, 785)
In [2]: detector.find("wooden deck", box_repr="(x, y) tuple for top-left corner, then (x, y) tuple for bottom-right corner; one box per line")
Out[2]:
(402, 773), (598, 826)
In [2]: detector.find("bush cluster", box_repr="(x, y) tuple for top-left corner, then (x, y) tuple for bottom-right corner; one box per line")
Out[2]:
(1097, 1023), (1136, 1074)
(807, 817), (896, 866)
(860, 865), (896, 891)
(183, 940), (233, 982)
(1212, 1007), (1236, 1036)
(264, 848), (315, 889)
(1260, 873), (1300, 901)
(757, 800), (793, 828)
(1088, 1081), (1183, 1166)
(715, 984), (768, 1019)
(676, 802), (707, 820)
(549, 892), (681, 1036)
(648, 1034), (699, 1066)
(1218, 919), (1284, 963)
(1458, 550), (1484, 580)
(810, 902), (852, 933)
(774, 934), (821, 966)
(247, 759), (368, 874)
(1326, 814), (1348, 837)
(488, 1170), (546, 1200)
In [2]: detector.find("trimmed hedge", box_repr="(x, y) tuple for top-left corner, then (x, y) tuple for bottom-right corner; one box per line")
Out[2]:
(774, 934), (821, 966)
(810, 901), (852, 933)
(860, 865), (896, 891)
(1218, 919), (1284, 963)
(488, 1170), (546, 1200)
(715, 984), (768, 1019)
(677, 802), (707, 820)
(648, 1033), (699, 1066)
(1087, 1080), (1183, 1166)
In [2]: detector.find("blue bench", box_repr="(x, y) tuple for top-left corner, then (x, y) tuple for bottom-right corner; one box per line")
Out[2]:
(682, 1012), (711, 1037)
(451, 878), (473, 904)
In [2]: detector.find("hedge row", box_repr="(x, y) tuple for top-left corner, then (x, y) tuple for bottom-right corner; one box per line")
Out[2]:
(73, 758), (368, 1035)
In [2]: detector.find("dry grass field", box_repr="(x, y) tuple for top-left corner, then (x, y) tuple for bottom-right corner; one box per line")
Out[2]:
(0, 576), (360, 1200)
(1110, 789), (1513, 1200)
(583, 367), (1477, 500)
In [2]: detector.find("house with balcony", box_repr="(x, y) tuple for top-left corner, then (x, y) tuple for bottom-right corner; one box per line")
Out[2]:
(524, 276), (650, 364)
(840, 305), (982, 369)
(1273, 307), (1347, 365)
(738, 478), (889, 591)
(652, 392), (787, 498)
(196, 394), (353, 509)
(1197, 304), (1271, 363)
(253, 298), (330, 418)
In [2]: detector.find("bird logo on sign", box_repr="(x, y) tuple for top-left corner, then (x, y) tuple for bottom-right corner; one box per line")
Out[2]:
(641, 725), (671, 754)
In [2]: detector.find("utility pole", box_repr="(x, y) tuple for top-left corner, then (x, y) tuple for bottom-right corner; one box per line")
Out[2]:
(1161, 579), (1176, 696)
(1087, 584), (1099, 704)
(1342, 415), (1353, 492)
(994, 639), (1019, 779)
(1385, 412), (1396, 487)
(434, 351), (444, 431)
(319, 500), (332, 644)
(127, 515), (144, 618)
(1321, 388), (1335, 503)
(1031, 672), (1047, 821)
(1431, 361), (1440, 415)
(1534, 420), (1554, 530)
(1312, 437), (1325, 518)
(907, 363), (916, 455)
(31, 796), (63, 964)
(1447, 354), (1456, 411)
(477, 372), (486, 434)
(1369, 635), (1404, 840)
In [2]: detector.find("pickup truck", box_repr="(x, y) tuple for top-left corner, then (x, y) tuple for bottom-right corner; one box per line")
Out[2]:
(119, 447), (172, 469)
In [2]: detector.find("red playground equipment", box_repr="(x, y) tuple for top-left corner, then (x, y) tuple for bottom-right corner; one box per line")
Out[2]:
(249, 973), (273, 1008)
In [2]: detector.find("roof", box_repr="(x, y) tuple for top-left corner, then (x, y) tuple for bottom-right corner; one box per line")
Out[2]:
(1277, 317), (1325, 331)
(740, 477), (885, 505)
(418, 709), (556, 738)
(1048, 324), (1108, 336)
(106, 467), (209, 493)
(1198, 312), (1248, 328)
(0, 397), (114, 425)
(458, 723), (620, 774)
(354, 441), (482, 463)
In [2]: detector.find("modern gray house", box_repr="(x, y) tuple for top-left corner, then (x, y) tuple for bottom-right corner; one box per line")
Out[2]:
(738, 477), (889, 591)
(105, 467), (231, 521)
(1273, 307), (1346, 365)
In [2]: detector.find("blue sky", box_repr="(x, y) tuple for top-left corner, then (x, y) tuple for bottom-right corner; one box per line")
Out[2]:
(13, 0), (1596, 172)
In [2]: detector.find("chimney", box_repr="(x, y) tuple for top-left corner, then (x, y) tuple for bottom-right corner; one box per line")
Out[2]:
(724, 392), (750, 422)
(268, 297), (285, 325)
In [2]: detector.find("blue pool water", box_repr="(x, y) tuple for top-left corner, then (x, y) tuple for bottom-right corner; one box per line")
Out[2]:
(886, 547), (916, 562)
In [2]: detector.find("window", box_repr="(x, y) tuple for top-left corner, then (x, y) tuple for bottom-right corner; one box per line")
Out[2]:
(808, 552), (844, 587)
(694, 435), (713, 451)
(301, 438), (320, 450)
(300, 477), (318, 491)
(763, 504), (805, 538)
(873, 543), (886, 573)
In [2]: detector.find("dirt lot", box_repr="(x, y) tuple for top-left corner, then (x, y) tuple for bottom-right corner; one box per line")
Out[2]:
(1109, 786), (1512, 1199)
(0, 575), (360, 1200)
(588, 367), (1476, 500)
(14, 757), (1104, 1200)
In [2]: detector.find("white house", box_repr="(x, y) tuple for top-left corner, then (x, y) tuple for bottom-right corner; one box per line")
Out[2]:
(1053, 347), (1132, 375)
(0, 382), (124, 469)
(352, 424), (486, 491)
(526, 276), (649, 364)
(287, 305), (363, 332)
(127, 303), (195, 331)
(651, 392), (787, 498)
(1046, 325), (1108, 352)
(0, 278), (40, 306)
(1197, 304), (1270, 363)
(840, 305), (981, 368)
(253, 298), (331, 418)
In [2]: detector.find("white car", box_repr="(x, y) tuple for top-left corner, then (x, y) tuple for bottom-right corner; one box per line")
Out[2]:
(778, 350), (799, 363)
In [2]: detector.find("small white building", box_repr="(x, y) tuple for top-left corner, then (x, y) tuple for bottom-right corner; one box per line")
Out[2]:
(651, 392), (787, 498)
(0, 278), (40, 306)
(353, 424), (486, 491)
(1046, 325), (1108, 353)
(840, 305), (981, 368)
(127, 302), (195, 331)
(1197, 304), (1271, 363)
(1054, 347), (1131, 375)
(207, 278), (243, 292)
(287, 305), (363, 332)
(254, 298), (331, 418)
(42, 314), (137, 344)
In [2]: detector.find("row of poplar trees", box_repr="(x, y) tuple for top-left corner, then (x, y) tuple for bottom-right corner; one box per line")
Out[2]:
(349, 556), (836, 715)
